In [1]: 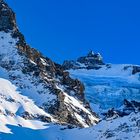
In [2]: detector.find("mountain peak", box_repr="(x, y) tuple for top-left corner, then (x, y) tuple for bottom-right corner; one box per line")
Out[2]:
(63, 51), (104, 70)
(87, 50), (95, 57)
(0, 0), (17, 32)
(85, 50), (103, 62)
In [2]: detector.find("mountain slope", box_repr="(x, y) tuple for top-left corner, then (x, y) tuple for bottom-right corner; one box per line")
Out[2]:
(0, 0), (99, 134)
(0, 77), (52, 134)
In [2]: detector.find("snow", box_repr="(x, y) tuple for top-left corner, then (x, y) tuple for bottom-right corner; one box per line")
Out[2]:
(69, 64), (139, 80)
(40, 58), (49, 66)
(0, 31), (57, 106)
(0, 77), (55, 134)
(0, 112), (140, 140)
(64, 92), (99, 127)
(0, 115), (48, 134)
(29, 59), (37, 65)
(55, 85), (99, 127)
(0, 31), (57, 134)
(69, 65), (140, 115)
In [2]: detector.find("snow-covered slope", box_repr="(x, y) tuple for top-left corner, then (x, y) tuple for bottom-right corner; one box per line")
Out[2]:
(0, 112), (140, 140)
(0, 31), (99, 128)
(0, 77), (52, 134)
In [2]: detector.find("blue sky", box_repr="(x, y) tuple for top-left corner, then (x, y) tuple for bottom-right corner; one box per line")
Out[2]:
(6, 0), (140, 64)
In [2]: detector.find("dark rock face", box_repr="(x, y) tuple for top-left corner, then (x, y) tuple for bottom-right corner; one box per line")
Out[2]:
(0, 0), (17, 32)
(22, 112), (52, 122)
(132, 66), (140, 75)
(0, 0), (98, 127)
(63, 51), (104, 70)
(103, 99), (140, 120)
(124, 65), (140, 75)
(77, 51), (104, 66)
(16, 43), (85, 102)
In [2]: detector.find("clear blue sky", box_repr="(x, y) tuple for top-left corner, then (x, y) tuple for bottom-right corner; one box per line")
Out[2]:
(6, 0), (140, 64)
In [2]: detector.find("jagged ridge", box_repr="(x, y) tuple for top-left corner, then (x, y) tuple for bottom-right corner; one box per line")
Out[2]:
(0, 0), (99, 129)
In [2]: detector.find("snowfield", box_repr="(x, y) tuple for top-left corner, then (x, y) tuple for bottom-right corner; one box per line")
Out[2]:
(0, 112), (140, 140)
(0, 77), (54, 134)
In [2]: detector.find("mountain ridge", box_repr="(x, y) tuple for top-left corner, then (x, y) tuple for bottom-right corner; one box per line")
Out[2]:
(0, 0), (99, 130)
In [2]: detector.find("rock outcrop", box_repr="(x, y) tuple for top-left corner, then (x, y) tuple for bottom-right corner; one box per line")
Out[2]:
(0, 0), (17, 32)
(103, 99), (140, 120)
(132, 66), (140, 75)
(63, 51), (104, 70)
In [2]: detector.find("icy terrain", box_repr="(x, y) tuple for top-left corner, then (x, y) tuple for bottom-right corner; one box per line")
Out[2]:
(69, 65), (140, 115)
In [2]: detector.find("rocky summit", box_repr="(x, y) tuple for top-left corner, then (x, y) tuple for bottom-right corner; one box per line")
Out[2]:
(0, 0), (17, 31)
(63, 50), (104, 70)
